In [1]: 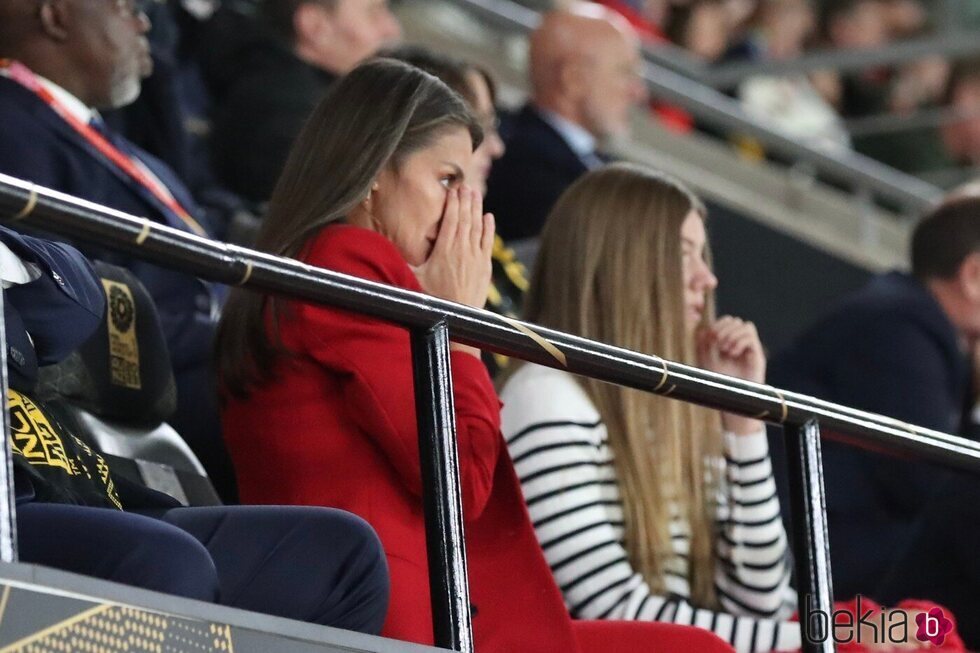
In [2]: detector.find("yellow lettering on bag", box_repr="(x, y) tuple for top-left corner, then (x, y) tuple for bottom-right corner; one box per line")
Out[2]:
(7, 390), (73, 473)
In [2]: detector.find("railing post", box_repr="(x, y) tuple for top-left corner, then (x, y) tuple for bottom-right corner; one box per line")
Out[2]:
(785, 419), (835, 653)
(410, 321), (473, 653)
(0, 284), (16, 562)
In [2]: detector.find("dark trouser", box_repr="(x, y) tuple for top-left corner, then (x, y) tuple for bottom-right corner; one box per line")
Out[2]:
(171, 364), (239, 504)
(16, 503), (389, 634)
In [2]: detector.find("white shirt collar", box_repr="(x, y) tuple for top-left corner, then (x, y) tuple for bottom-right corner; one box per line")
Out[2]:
(36, 75), (96, 124)
(536, 107), (597, 160)
(0, 67), (96, 124)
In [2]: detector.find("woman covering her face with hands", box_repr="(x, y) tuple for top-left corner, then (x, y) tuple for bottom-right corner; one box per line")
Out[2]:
(215, 61), (731, 653)
(499, 164), (807, 653)
(215, 58), (502, 643)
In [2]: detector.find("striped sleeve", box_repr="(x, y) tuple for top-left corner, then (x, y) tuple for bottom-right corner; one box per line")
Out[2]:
(500, 367), (803, 653)
(715, 431), (797, 621)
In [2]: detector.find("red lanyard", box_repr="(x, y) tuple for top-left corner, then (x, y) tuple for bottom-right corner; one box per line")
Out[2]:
(0, 59), (207, 237)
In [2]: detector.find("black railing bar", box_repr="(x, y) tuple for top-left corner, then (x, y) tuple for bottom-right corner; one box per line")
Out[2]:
(0, 177), (899, 430)
(449, 0), (943, 213)
(412, 323), (474, 652)
(785, 419), (835, 653)
(663, 358), (978, 450)
(1, 175), (978, 470)
(0, 174), (971, 456)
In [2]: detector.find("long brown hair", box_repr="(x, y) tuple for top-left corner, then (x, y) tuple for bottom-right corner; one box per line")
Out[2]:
(216, 58), (482, 398)
(520, 163), (724, 608)
(383, 45), (498, 110)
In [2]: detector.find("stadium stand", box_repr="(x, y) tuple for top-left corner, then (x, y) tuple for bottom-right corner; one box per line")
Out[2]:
(2, 172), (979, 651)
(3, 0), (980, 650)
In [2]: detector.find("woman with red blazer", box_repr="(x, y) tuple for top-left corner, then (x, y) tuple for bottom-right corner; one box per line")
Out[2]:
(216, 59), (732, 653)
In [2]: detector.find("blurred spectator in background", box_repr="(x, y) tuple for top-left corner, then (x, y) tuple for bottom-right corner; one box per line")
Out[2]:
(936, 60), (980, 187)
(852, 53), (954, 177)
(0, 0), (237, 502)
(731, 0), (851, 150)
(209, 0), (401, 204)
(486, 2), (646, 241)
(103, 0), (250, 241)
(820, 0), (953, 175)
(665, 0), (731, 62)
(595, 0), (670, 42)
(820, 0), (891, 115)
(880, 0), (928, 38)
(769, 192), (980, 600)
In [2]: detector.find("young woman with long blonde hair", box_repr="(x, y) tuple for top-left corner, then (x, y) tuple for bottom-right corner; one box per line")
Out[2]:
(500, 163), (802, 652)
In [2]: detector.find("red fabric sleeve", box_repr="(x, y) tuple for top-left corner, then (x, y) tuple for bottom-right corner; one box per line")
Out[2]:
(297, 226), (502, 520)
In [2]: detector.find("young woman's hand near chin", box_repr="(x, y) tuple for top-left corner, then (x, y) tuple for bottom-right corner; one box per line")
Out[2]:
(697, 316), (767, 435)
(412, 185), (495, 358)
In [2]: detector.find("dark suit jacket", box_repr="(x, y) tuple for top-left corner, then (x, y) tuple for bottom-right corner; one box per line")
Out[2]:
(0, 76), (216, 375)
(768, 271), (971, 599)
(485, 104), (591, 241)
(209, 38), (336, 204)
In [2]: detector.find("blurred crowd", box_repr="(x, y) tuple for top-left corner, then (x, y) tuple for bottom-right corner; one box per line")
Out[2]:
(581, 0), (980, 187)
(86, 0), (980, 199)
(4, 0), (980, 650)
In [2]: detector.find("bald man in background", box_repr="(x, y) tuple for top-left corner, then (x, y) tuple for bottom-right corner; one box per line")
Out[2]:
(485, 3), (646, 241)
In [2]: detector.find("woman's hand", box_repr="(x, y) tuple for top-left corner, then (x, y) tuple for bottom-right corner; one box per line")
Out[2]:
(412, 186), (494, 358)
(697, 316), (767, 435)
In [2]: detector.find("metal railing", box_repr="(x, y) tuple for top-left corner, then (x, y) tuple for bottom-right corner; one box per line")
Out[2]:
(671, 33), (980, 90)
(3, 174), (980, 653)
(449, 0), (945, 214)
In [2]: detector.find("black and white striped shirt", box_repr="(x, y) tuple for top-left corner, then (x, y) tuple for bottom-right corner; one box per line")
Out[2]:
(501, 364), (802, 653)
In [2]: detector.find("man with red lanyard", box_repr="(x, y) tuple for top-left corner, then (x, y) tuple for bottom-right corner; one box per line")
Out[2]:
(0, 0), (237, 502)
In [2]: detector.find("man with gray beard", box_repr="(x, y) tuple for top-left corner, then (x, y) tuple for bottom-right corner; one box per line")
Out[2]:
(0, 0), (236, 501)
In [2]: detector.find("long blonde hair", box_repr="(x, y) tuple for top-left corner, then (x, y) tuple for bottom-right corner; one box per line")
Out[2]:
(522, 163), (724, 607)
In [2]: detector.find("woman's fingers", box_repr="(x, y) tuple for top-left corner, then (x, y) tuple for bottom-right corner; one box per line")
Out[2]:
(470, 190), (485, 251)
(722, 333), (758, 359)
(435, 188), (461, 255)
(714, 319), (757, 352)
(457, 186), (474, 249)
(481, 213), (495, 254)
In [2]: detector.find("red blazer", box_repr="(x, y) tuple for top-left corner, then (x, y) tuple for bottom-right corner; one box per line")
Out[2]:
(222, 225), (733, 653)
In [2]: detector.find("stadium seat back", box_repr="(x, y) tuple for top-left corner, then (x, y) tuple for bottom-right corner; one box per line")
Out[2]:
(36, 261), (221, 506)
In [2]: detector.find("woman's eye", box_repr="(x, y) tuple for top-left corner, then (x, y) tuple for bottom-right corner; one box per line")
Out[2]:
(440, 174), (459, 189)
